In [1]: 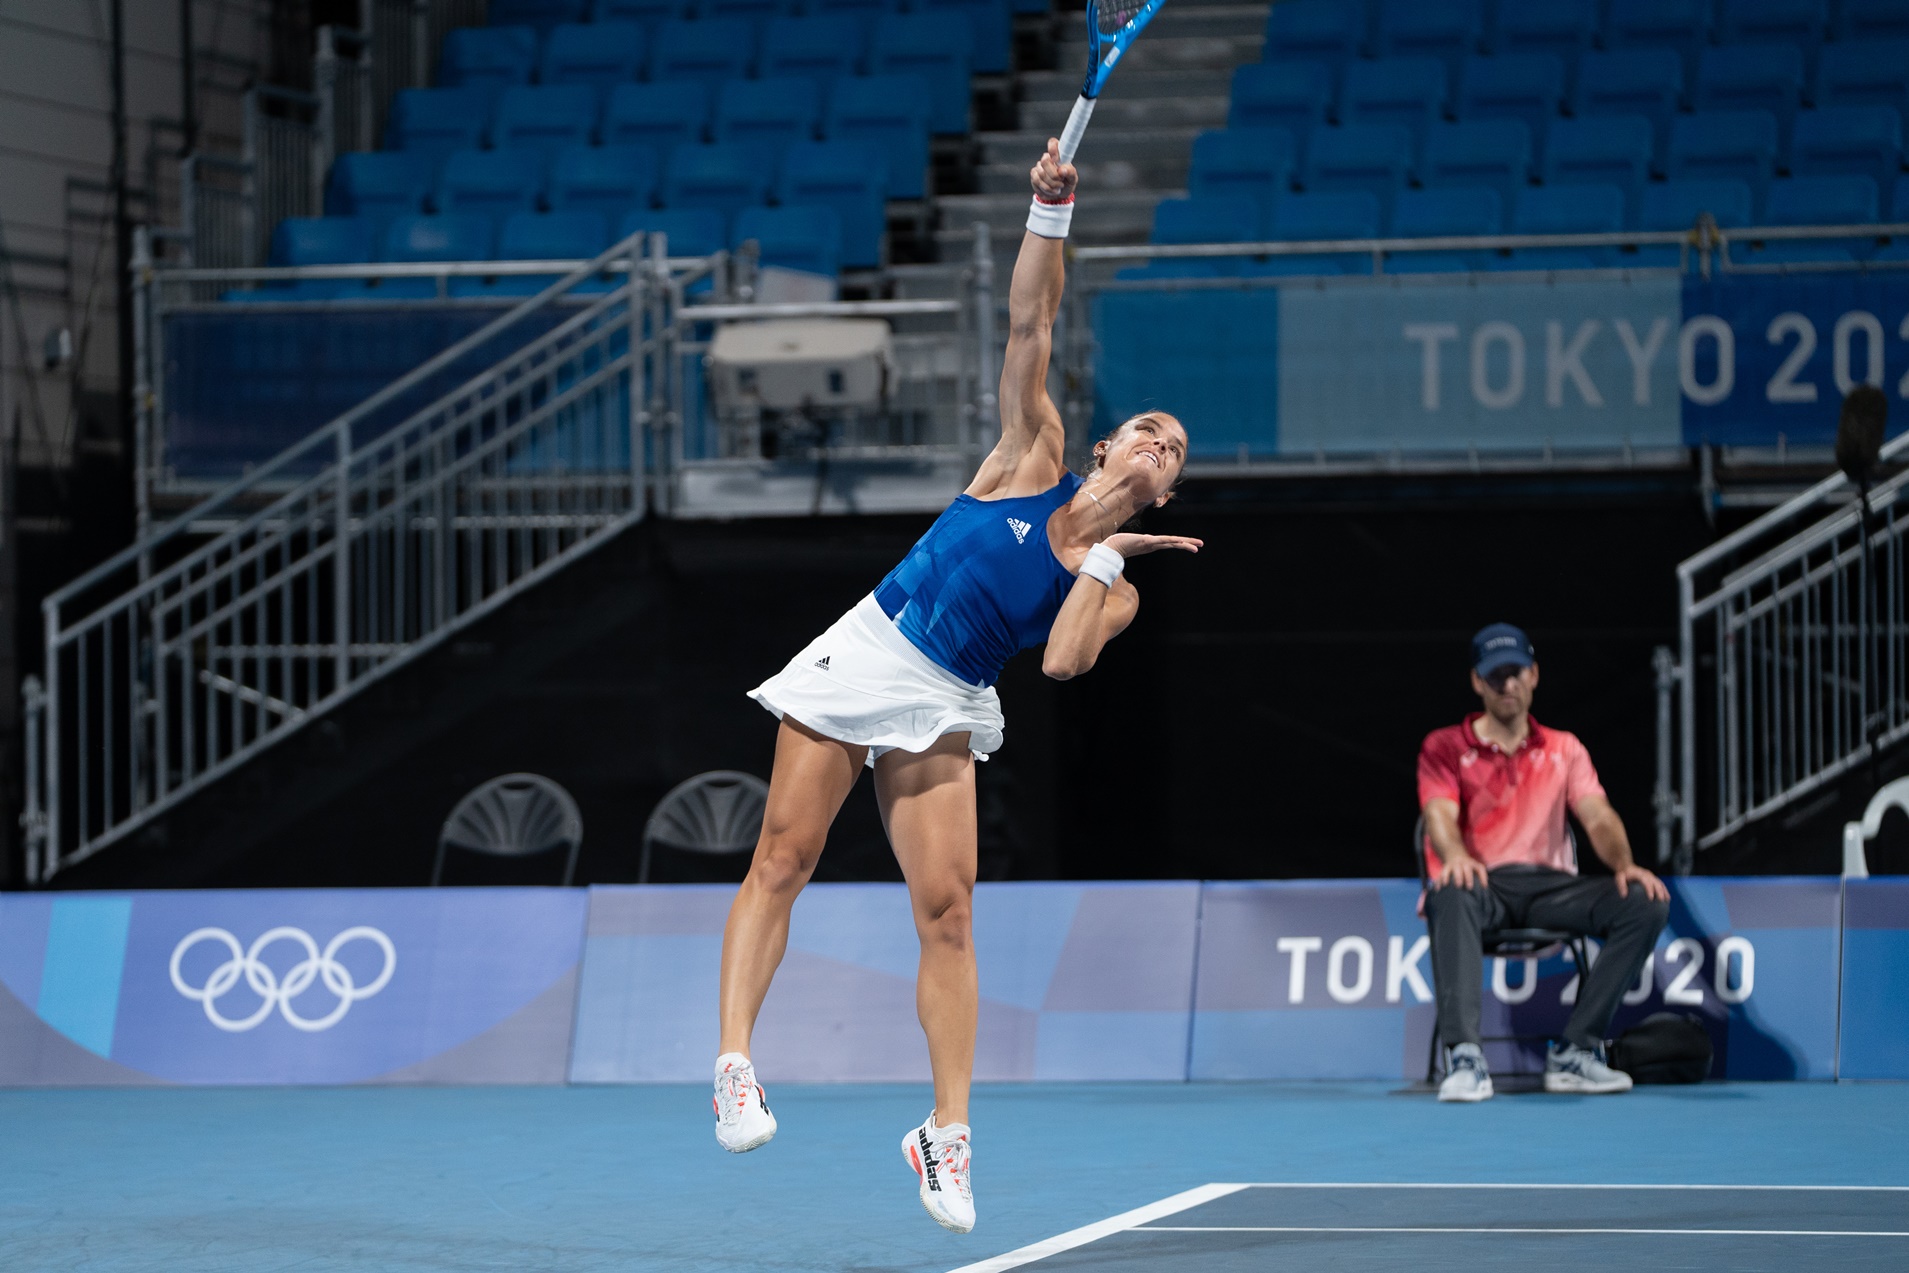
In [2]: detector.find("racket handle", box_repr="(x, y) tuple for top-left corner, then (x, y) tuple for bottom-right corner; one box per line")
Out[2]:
(1057, 96), (1095, 166)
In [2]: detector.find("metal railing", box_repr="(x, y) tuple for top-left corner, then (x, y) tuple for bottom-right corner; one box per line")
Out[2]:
(22, 230), (668, 883)
(1656, 436), (1909, 868)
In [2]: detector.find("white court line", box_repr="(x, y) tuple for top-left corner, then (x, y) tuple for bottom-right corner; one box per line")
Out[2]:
(946, 1183), (1909, 1273)
(943, 1184), (1249, 1273)
(1142, 1226), (1909, 1238)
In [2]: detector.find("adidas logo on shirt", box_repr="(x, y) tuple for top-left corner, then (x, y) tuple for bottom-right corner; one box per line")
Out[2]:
(1006, 517), (1032, 544)
(814, 656), (831, 670)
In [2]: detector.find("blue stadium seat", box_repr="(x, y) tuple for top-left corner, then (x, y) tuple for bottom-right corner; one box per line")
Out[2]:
(662, 142), (774, 220)
(869, 13), (974, 134)
(1301, 122), (1414, 217)
(1752, 176), (1880, 264)
(698, 0), (797, 21)
(759, 16), (867, 89)
(1897, 173), (1909, 219)
(1374, 0), (1483, 82)
(1633, 179), (1755, 267)
(914, 0), (1012, 75)
(1717, 0), (1826, 47)
(1263, 0), (1366, 77)
(1488, 0), (1595, 61)
(809, 0), (891, 36)
(1456, 54), (1566, 139)
(1791, 107), (1904, 190)
(383, 87), (494, 164)
(547, 143), (660, 215)
(714, 77), (822, 163)
(1388, 186), (1502, 272)
(491, 85), (600, 155)
(438, 27), (539, 91)
(435, 148), (546, 217)
(593, 0), (684, 23)
(1186, 128), (1299, 207)
(452, 210), (612, 297)
(1573, 49), (1683, 173)
(1341, 57), (1448, 150)
(491, 0), (590, 30)
(825, 75), (932, 199)
(1693, 44), (1804, 142)
(1603, 0), (1710, 84)
(377, 213), (495, 297)
(1815, 43), (1909, 139)
(603, 80), (712, 152)
(1420, 119), (1532, 210)
(1267, 189), (1383, 272)
(250, 216), (378, 300)
(1504, 183), (1626, 268)
(325, 152), (435, 223)
(778, 140), (888, 268)
(1666, 110), (1780, 206)
(619, 207), (728, 256)
(734, 205), (843, 279)
(539, 21), (647, 88)
(1145, 195), (1259, 275)
(1542, 116), (1654, 216)
(651, 18), (755, 86)
(1835, 0), (1909, 41)
(1229, 62), (1335, 144)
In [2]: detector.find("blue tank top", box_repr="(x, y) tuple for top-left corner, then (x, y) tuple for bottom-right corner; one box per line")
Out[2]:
(871, 472), (1085, 687)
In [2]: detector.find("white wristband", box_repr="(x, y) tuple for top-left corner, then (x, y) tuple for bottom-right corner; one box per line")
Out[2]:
(1027, 195), (1074, 239)
(1080, 541), (1124, 588)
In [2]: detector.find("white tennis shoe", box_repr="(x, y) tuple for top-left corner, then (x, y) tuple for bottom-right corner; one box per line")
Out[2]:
(1437, 1043), (1494, 1102)
(713, 1052), (776, 1152)
(902, 1111), (975, 1233)
(1544, 1042), (1634, 1094)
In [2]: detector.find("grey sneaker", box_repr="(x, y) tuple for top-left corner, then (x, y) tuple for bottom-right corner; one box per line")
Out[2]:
(1437, 1043), (1494, 1103)
(1544, 1042), (1634, 1094)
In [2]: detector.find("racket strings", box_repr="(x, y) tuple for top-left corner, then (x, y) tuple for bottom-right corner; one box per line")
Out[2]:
(1095, 0), (1148, 35)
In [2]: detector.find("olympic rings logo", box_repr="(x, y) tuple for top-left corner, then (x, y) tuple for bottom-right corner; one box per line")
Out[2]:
(168, 927), (397, 1032)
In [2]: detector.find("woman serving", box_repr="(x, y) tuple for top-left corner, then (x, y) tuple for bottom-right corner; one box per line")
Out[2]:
(710, 139), (1200, 1234)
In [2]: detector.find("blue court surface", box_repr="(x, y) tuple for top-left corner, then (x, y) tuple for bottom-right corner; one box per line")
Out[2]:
(2, 1081), (1905, 1271)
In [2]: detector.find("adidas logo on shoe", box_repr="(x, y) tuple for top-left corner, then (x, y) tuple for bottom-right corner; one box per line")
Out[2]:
(814, 655), (831, 670)
(1006, 517), (1032, 544)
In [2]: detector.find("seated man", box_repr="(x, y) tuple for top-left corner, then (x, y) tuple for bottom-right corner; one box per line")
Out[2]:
(1418, 623), (1670, 1103)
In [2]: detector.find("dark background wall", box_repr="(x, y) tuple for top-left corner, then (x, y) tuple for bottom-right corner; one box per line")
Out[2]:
(55, 468), (1727, 890)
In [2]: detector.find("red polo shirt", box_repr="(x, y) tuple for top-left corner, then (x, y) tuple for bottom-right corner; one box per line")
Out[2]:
(1416, 713), (1605, 876)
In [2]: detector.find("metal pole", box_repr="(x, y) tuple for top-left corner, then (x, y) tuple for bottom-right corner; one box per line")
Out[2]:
(41, 603), (59, 881)
(627, 234), (647, 514)
(240, 90), (261, 267)
(315, 26), (339, 201)
(178, 0), (198, 155)
(21, 675), (43, 886)
(131, 226), (154, 546)
(1678, 567), (1697, 858)
(647, 232), (670, 517)
(1653, 644), (1677, 869)
(972, 221), (996, 453)
(333, 425), (351, 696)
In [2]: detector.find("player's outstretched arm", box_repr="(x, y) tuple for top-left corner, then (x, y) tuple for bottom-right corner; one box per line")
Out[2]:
(967, 139), (1075, 497)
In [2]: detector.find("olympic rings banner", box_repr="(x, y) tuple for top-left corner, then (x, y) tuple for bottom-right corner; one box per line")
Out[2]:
(0, 889), (585, 1085)
(1092, 273), (1909, 460)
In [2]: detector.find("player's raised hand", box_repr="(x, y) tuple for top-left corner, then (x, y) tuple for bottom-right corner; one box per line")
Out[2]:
(1030, 138), (1078, 201)
(1105, 533), (1202, 558)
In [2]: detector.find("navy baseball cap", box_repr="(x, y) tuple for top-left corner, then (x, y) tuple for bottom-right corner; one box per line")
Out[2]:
(1471, 623), (1535, 677)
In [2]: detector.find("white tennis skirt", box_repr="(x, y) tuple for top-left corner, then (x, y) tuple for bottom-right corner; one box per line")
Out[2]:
(748, 594), (1006, 766)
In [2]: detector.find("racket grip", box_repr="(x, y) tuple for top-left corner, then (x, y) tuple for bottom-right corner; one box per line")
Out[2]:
(1056, 96), (1095, 166)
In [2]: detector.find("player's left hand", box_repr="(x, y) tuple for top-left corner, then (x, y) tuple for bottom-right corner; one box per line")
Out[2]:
(1613, 864), (1669, 902)
(1106, 533), (1202, 558)
(1031, 138), (1078, 201)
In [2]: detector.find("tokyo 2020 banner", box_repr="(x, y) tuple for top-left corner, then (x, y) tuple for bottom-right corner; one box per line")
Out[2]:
(1095, 273), (1909, 459)
(0, 889), (585, 1085)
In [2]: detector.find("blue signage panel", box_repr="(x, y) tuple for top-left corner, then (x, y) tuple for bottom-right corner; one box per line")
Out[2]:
(568, 882), (1201, 1083)
(1190, 878), (1840, 1080)
(0, 889), (585, 1085)
(1839, 879), (1909, 1080)
(1681, 274), (1909, 447)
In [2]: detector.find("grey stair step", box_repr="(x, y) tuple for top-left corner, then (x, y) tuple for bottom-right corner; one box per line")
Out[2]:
(977, 157), (1190, 192)
(1017, 94), (1230, 132)
(977, 127), (1201, 163)
(1044, 33), (1262, 73)
(1019, 66), (1234, 101)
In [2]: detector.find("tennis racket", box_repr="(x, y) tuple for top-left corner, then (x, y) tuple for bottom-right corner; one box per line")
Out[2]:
(1057, 0), (1174, 165)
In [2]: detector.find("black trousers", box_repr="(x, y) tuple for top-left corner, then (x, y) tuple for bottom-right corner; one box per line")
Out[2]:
(1424, 865), (1670, 1051)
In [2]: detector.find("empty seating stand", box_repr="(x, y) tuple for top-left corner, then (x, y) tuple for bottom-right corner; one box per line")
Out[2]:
(778, 140), (890, 269)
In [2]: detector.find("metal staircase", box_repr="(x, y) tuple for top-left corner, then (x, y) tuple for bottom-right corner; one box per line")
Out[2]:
(1657, 433), (1909, 867)
(22, 233), (678, 883)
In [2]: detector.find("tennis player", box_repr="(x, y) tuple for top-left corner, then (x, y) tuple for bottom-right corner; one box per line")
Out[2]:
(710, 140), (1200, 1233)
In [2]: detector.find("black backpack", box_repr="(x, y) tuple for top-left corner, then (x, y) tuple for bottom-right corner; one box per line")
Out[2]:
(1609, 1012), (1714, 1084)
